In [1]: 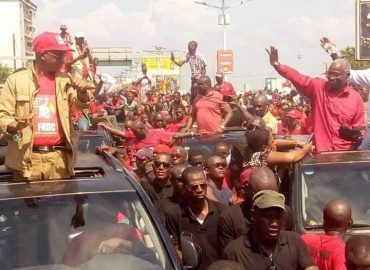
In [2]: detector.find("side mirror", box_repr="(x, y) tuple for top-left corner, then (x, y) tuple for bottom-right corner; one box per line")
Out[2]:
(181, 231), (201, 269)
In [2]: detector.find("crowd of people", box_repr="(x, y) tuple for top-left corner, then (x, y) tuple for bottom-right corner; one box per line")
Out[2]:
(0, 25), (370, 269)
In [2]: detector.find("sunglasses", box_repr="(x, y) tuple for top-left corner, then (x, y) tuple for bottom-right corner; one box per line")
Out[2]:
(186, 183), (207, 191)
(45, 51), (66, 60)
(207, 162), (227, 169)
(154, 161), (172, 169)
(189, 161), (204, 166)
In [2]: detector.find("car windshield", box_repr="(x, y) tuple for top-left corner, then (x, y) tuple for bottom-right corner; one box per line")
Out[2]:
(300, 162), (370, 228)
(0, 192), (172, 270)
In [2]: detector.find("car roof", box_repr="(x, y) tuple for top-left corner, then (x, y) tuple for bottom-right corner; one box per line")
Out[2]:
(0, 152), (136, 201)
(301, 150), (370, 165)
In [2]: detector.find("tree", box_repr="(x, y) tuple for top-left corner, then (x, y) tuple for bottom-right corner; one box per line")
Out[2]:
(0, 63), (12, 84)
(340, 47), (370, 70)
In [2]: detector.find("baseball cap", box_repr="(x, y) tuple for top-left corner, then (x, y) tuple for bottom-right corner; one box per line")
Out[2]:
(215, 72), (223, 78)
(60, 24), (67, 30)
(252, 190), (286, 212)
(285, 109), (301, 119)
(32, 32), (73, 52)
(136, 148), (154, 160)
(154, 144), (171, 154)
(75, 31), (85, 38)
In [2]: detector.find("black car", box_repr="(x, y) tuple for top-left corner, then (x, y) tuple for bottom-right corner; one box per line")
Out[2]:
(0, 131), (186, 270)
(292, 150), (370, 236)
(183, 130), (246, 158)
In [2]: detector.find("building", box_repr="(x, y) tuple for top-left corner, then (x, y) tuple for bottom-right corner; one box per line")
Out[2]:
(0, 0), (37, 69)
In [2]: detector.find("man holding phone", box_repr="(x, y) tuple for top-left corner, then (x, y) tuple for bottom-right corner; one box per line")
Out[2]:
(0, 32), (94, 181)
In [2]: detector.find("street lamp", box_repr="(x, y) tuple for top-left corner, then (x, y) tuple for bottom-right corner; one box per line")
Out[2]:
(194, 0), (248, 50)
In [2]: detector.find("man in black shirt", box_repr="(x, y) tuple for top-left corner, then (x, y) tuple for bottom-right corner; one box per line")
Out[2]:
(223, 190), (317, 270)
(141, 152), (173, 204)
(218, 167), (278, 251)
(165, 166), (227, 270)
(155, 164), (186, 223)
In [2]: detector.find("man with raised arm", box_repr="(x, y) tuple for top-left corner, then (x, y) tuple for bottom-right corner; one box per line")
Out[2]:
(266, 46), (364, 152)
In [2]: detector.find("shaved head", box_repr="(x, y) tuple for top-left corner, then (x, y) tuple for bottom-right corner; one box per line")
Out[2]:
(323, 199), (352, 232)
(345, 235), (370, 270)
(331, 58), (351, 73)
(253, 94), (269, 105)
(249, 167), (278, 193)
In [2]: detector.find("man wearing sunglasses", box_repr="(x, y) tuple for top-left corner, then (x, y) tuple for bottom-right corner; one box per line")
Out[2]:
(171, 146), (187, 165)
(155, 164), (186, 224)
(165, 166), (227, 270)
(0, 32), (94, 181)
(267, 46), (364, 152)
(141, 152), (173, 205)
(205, 155), (233, 206)
(223, 190), (317, 270)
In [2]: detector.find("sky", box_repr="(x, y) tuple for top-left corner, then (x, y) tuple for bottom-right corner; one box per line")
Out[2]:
(33, 0), (356, 92)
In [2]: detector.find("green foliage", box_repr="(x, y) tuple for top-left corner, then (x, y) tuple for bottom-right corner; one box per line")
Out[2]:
(0, 63), (12, 84)
(340, 47), (370, 70)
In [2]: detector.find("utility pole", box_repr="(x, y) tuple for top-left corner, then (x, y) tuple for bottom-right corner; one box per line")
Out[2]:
(12, 34), (16, 70)
(195, 0), (248, 79)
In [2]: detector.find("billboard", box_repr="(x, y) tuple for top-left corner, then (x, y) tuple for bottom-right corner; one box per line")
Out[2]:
(141, 57), (180, 73)
(356, 0), (370, 59)
(217, 50), (234, 73)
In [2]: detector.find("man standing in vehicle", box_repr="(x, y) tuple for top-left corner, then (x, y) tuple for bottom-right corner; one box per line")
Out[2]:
(0, 32), (94, 181)
(266, 46), (364, 152)
(185, 76), (233, 133)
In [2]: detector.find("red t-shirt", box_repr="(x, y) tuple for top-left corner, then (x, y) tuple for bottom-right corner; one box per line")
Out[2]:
(301, 234), (346, 270)
(89, 102), (106, 114)
(172, 115), (190, 130)
(193, 91), (225, 133)
(276, 64), (364, 152)
(277, 122), (303, 135)
(33, 74), (65, 146)
(129, 129), (173, 162)
(219, 82), (236, 96)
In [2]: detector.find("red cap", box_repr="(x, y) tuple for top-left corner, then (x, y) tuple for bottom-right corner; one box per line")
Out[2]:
(32, 32), (73, 53)
(285, 109), (301, 119)
(154, 144), (171, 154)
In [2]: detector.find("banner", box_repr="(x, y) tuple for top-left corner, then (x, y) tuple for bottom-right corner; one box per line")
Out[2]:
(142, 57), (179, 72)
(217, 50), (234, 73)
(356, 0), (370, 59)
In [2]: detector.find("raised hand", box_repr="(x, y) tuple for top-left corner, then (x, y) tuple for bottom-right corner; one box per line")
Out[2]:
(266, 46), (280, 68)
(320, 37), (336, 55)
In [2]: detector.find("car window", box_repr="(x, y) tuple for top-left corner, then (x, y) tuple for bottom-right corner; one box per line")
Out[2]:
(300, 163), (370, 227)
(0, 192), (173, 270)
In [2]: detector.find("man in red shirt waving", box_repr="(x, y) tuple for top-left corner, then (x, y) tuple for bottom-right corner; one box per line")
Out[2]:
(0, 32), (94, 181)
(266, 46), (364, 152)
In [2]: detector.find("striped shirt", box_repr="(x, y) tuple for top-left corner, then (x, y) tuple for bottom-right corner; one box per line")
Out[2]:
(186, 52), (207, 79)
